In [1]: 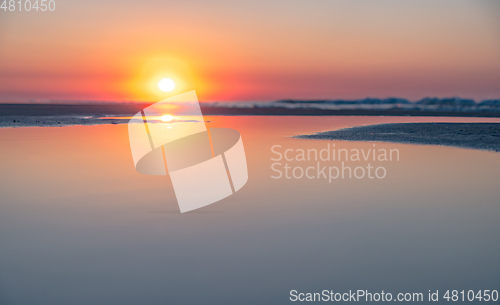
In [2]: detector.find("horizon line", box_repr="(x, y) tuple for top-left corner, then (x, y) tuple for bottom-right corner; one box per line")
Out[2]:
(1, 96), (500, 105)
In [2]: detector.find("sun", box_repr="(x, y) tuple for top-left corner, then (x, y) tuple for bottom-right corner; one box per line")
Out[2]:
(158, 78), (175, 92)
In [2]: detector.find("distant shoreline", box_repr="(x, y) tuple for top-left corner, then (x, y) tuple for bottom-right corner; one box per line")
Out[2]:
(1, 103), (500, 116)
(201, 107), (500, 117)
(295, 123), (500, 152)
(1, 103), (500, 128)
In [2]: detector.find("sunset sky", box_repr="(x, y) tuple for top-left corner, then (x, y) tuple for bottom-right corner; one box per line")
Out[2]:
(0, 0), (499, 102)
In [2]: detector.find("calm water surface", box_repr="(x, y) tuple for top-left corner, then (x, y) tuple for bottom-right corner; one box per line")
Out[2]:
(0, 116), (499, 304)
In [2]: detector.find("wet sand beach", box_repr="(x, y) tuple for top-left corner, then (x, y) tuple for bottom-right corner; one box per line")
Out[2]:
(296, 123), (500, 152)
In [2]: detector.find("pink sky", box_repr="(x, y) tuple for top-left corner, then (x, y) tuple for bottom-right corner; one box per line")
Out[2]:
(0, 0), (499, 102)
